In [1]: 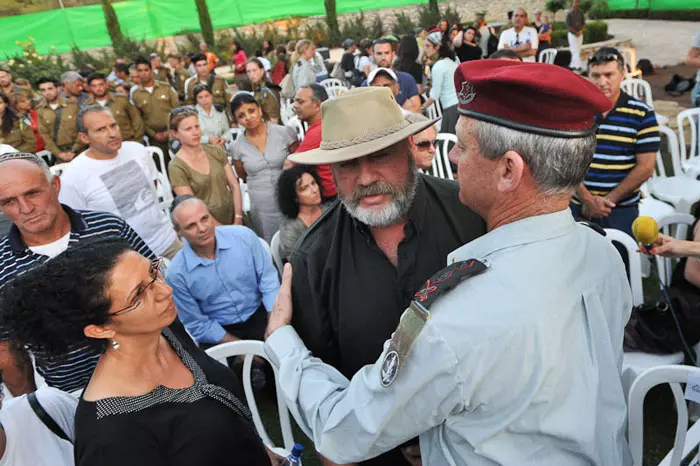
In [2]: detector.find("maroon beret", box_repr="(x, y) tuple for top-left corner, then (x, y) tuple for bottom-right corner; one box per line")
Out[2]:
(453, 60), (611, 138)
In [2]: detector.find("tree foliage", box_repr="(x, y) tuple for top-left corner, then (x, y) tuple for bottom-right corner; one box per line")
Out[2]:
(194, 0), (215, 47)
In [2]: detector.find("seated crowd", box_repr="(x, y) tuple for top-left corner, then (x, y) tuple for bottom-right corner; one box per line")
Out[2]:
(0, 7), (697, 466)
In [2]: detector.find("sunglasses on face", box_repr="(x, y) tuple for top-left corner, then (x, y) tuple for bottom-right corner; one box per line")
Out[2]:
(416, 139), (437, 149)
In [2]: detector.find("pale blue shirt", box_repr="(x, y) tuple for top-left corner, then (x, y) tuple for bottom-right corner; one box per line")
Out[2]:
(167, 226), (280, 344)
(429, 57), (459, 109)
(265, 209), (632, 465)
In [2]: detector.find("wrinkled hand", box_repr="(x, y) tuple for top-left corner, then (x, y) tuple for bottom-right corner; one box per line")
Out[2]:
(265, 263), (293, 340)
(583, 196), (615, 219)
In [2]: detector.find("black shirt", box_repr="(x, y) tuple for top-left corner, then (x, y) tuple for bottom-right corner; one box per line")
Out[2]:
(397, 61), (424, 88)
(455, 43), (483, 62)
(74, 320), (269, 466)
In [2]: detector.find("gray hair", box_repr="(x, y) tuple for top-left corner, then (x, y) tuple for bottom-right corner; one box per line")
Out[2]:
(77, 105), (113, 134)
(471, 119), (596, 195)
(169, 194), (206, 230)
(60, 71), (82, 83)
(301, 84), (328, 103)
(0, 152), (53, 182)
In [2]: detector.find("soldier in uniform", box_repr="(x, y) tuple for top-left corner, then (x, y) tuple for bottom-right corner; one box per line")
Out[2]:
(131, 56), (179, 164)
(0, 93), (36, 153)
(167, 53), (191, 103)
(36, 77), (79, 163)
(60, 71), (90, 109)
(0, 65), (37, 108)
(150, 53), (171, 85)
(263, 61), (633, 465)
(85, 72), (145, 143)
(183, 53), (231, 109)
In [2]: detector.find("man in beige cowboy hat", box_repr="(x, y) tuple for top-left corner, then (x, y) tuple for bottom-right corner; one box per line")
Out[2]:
(283, 86), (485, 466)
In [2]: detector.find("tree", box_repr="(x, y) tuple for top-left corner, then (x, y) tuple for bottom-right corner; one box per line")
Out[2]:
(324, 0), (341, 45)
(428, 0), (439, 15)
(100, 0), (124, 51)
(545, 0), (566, 22)
(194, 0), (215, 47)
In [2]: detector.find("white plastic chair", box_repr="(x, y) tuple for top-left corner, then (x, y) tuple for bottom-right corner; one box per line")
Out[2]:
(648, 125), (700, 215)
(604, 228), (645, 306)
(270, 231), (284, 273)
(538, 48), (557, 64)
(145, 146), (173, 214)
(428, 133), (456, 181)
(639, 182), (675, 222)
(621, 79), (654, 108)
(258, 237), (273, 261)
(628, 365), (700, 466)
(280, 98), (296, 126)
(205, 341), (298, 457)
(654, 213), (695, 286)
(422, 93), (443, 128)
(320, 78), (347, 99)
(285, 116), (308, 142)
(36, 149), (54, 166)
(677, 108), (700, 179)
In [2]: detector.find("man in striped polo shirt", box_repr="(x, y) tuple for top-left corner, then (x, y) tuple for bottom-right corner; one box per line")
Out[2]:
(571, 47), (660, 236)
(0, 152), (156, 396)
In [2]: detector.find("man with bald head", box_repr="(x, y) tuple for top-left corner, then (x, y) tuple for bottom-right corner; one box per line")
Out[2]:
(0, 152), (155, 395)
(166, 195), (280, 352)
(497, 8), (539, 62)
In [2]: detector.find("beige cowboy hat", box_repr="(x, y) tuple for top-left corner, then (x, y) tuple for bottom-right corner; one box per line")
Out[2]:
(288, 87), (437, 165)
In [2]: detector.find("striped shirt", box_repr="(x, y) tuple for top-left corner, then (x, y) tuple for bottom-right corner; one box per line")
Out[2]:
(573, 91), (660, 207)
(0, 206), (156, 392)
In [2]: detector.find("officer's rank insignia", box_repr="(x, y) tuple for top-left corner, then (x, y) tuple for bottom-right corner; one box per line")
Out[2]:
(380, 259), (488, 388)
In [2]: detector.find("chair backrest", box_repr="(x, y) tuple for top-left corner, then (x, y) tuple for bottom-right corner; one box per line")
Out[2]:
(258, 236), (273, 260)
(628, 365), (700, 466)
(144, 146), (173, 214)
(36, 149), (54, 166)
(280, 97), (296, 126)
(428, 133), (456, 181)
(621, 78), (654, 108)
(677, 108), (700, 163)
(604, 228), (645, 306)
(285, 116), (308, 142)
(655, 125), (683, 178)
(320, 78), (347, 99)
(538, 48), (557, 64)
(655, 213), (696, 285)
(270, 231), (284, 273)
(205, 341), (297, 452)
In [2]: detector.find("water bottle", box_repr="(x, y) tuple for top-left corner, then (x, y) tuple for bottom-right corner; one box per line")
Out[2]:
(281, 443), (304, 465)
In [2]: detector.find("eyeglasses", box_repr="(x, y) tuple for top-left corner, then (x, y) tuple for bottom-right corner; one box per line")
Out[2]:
(111, 258), (165, 317)
(416, 139), (437, 150)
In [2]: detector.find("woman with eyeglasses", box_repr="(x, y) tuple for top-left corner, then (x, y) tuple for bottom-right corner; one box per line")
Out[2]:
(168, 106), (243, 226)
(0, 238), (274, 466)
(422, 31), (460, 135)
(229, 93), (298, 243)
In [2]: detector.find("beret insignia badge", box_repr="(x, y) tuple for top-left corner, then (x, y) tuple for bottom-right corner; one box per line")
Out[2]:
(458, 81), (476, 105)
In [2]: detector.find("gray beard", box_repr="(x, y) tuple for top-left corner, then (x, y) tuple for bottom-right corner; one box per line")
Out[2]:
(339, 157), (418, 228)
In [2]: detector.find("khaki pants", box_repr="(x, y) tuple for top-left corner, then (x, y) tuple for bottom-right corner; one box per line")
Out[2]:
(160, 237), (183, 261)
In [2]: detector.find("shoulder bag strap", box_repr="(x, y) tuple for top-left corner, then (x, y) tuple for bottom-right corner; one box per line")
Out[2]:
(53, 106), (64, 145)
(27, 392), (71, 443)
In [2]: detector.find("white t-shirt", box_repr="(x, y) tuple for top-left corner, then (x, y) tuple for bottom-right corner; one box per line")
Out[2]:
(28, 232), (70, 259)
(49, 103), (59, 110)
(0, 386), (77, 466)
(58, 141), (177, 256)
(96, 99), (108, 107)
(497, 26), (539, 62)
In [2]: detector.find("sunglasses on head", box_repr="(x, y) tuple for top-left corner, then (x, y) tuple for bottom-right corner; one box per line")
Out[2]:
(416, 139), (437, 149)
(588, 51), (623, 66)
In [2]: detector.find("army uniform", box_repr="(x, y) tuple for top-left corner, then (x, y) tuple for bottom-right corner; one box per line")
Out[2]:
(183, 74), (230, 107)
(85, 94), (145, 142)
(252, 82), (281, 122)
(131, 81), (178, 164)
(0, 113), (36, 153)
(37, 98), (80, 162)
(170, 67), (192, 103)
(154, 66), (171, 86)
(2, 84), (38, 108)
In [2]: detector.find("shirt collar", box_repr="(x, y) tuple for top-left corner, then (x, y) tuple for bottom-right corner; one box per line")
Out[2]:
(448, 209), (576, 264)
(9, 204), (86, 255)
(182, 227), (233, 271)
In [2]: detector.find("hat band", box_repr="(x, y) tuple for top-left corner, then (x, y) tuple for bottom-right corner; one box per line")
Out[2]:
(320, 119), (411, 150)
(458, 108), (597, 139)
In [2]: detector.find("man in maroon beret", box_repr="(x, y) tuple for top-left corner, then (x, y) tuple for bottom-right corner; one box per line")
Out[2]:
(263, 61), (633, 465)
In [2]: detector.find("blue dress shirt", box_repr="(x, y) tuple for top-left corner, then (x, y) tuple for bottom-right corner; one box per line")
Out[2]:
(166, 226), (280, 344)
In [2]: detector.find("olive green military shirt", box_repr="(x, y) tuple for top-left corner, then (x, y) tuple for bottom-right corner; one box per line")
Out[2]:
(183, 75), (231, 107)
(253, 82), (281, 122)
(0, 113), (36, 153)
(37, 98), (80, 157)
(131, 81), (179, 138)
(170, 68), (191, 102)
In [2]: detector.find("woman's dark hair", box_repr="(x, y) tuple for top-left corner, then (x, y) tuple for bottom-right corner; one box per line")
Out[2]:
(277, 165), (321, 218)
(0, 238), (134, 358)
(230, 92), (260, 117)
(247, 58), (264, 70)
(464, 25), (480, 42)
(358, 39), (372, 57)
(193, 83), (212, 101)
(232, 40), (242, 53)
(0, 93), (18, 136)
(263, 40), (274, 55)
(435, 34), (456, 61)
(397, 35), (419, 73)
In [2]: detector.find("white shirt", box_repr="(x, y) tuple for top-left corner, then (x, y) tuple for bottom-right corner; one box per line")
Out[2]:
(28, 232), (71, 259)
(498, 26), (539, 62)
(49, 103), (59, 110)
(0, 144), (17, 155)
(196, 104), (230, 144)
(0, 386), (77, 466)
(96, 99), (108, 107)
(266, 210), (632, 465)
(58, 141), (177, 256)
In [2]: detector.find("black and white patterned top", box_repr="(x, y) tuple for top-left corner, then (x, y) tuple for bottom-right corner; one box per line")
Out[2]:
(74, 320), (269, 466)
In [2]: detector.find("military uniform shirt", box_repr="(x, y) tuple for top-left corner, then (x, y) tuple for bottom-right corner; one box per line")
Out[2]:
(37, 98), (80, 157)
(0, 113), (36, 153)
(183, 75), (230, 107)
(132, 81), (179, 138)
(266, 209), (632, 465)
